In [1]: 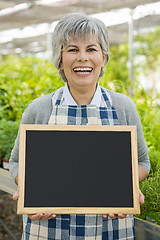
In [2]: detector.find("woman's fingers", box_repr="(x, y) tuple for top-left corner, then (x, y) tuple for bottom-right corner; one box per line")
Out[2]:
(139, 189), (145, 204)
(48, 214), (57, 220)
(103, 213), (127, 219)
(13, 191), (19, 200)
(28, 213), (43, 221)
(28, 213), (56, 221)
(117, 213), (127, 219)
(40, 213), (56, 220)
(108, 213), (118, 219)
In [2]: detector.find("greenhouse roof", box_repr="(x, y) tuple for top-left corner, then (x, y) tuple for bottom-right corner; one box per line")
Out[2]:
(0, 0), (160, 55)
(0, 0), (160, 30)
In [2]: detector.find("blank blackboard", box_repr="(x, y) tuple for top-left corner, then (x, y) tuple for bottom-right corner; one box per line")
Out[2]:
(18, 125), (140, 214)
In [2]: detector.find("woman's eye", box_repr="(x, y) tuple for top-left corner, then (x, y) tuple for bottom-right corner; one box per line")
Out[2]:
(87, 48), (96, 52)
(68, 49), (78, 52)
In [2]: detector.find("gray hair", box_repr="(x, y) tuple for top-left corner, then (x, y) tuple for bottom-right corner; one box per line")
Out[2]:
(52, 12), (110, 81)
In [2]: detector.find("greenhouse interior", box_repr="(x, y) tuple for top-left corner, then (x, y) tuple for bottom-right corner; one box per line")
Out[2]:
(0, 0), (160, 239)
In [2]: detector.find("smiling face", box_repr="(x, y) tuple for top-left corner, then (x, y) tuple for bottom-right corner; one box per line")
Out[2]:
(61, 36), (106, 93)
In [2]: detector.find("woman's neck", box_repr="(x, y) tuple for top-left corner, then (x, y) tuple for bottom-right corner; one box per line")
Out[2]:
(67, 83), (97, 105)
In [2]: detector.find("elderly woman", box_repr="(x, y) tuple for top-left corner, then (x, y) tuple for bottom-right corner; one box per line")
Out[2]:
(10, 12), (150, 240)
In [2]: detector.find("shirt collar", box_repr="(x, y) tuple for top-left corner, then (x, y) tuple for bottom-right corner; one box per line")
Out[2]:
(63, 83), (102, 107)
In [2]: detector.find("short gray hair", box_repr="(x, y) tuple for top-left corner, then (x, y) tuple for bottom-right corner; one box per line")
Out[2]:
(52, 12), (110, 80)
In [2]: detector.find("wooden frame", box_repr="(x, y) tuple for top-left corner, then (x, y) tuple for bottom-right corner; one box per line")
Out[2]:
(18, 124), (140, 215)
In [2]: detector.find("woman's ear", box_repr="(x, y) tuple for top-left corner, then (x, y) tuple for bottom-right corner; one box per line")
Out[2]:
(59, 60), (63, 71)
(106, 54), (109, 63)
(102, 54), (108, 67)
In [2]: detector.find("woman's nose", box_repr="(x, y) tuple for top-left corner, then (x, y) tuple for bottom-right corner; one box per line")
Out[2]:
(77, 51), (89, 62)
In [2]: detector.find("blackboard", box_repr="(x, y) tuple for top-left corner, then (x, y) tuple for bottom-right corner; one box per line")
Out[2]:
(17, 125), (140, 214)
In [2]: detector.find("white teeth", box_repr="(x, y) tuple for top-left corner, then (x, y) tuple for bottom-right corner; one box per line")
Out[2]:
(73, 67), (93, 72)
(75, 72), (91, 74)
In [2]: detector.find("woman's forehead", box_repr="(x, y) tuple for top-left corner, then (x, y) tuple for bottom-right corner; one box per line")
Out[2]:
(64, 34), (100, 47)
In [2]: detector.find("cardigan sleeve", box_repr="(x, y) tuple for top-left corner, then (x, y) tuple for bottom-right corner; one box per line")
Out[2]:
(9, 103), (37, 182)
(9, 93), (53, 183)
(125, 98), (150, 173)
(108, 90), (150, 174)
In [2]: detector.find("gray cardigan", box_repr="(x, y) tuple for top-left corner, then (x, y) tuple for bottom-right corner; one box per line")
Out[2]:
(9, 89), (150, 182)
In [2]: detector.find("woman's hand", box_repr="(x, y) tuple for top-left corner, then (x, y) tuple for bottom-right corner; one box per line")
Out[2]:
(139, 189), (144, 204)
(13, 191), (19, 201)
(103, 213), (126, 219)
(28, 213), (56, 221)
(12, 192), (56, 221)
(103, 189), (145, 219)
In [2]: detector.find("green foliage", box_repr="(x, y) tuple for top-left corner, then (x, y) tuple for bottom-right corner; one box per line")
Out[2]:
(0, 119), (20, 160)
(135, 28), (160, 71)
(100, 43), (131, 93)
(134, 28), (160, 97)
(134, 86), (160, 224)
(149, 150), (160, 176)
(139, 169), (160, 225)
(0, 55), (64, 121)
(132, 82), (160, 152)
(106, 44), (129, 82)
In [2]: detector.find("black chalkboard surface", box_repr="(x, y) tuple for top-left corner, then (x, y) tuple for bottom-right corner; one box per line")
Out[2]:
(17, 125), (140, 214)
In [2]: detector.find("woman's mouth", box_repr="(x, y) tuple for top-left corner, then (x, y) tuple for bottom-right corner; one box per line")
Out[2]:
(73, 67), (93, 75)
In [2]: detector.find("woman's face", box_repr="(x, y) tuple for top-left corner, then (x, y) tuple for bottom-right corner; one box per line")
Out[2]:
(61, 36), (106, 91)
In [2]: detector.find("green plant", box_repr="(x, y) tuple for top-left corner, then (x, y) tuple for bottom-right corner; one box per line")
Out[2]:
(99, 43), (131, 94)
(139, 169), (160, 225)
(146, 212), (160, 225)
(0, 119), (20, 162)
(148, 150), (160, 176)
(0, 55), (64, 121)
(132, 82), (160, 152)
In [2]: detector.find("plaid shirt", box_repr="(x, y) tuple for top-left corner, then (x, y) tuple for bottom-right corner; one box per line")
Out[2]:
(22, 87), (135, 240)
